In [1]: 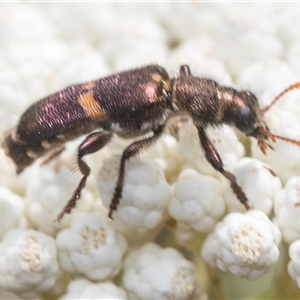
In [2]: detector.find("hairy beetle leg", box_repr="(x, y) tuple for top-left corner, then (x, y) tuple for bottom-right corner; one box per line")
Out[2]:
(197, 127), (250, 210)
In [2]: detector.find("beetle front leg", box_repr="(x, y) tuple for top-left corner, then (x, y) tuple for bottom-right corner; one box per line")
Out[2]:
(56, 131), (113, 221)
(109, 126), (164, 219)
(197, 127), (250, 210)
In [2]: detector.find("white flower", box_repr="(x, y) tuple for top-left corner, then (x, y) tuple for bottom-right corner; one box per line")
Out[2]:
(168, 168), (225, 236)
(0, 187), (27, 239)
(273, 176), (300, 244)
(0, 59), (28, 135)
(145, 134), (183, 183)
(60, 278), (127, 300)
(122, 243), (200, 300)
(223, 157), (281, 214)
(0, 148), (33, 196)
(288, 240), (300, 288)
(1, 4), (54, 45)
(0, 229), (60, 299)
(97, 156), (171, 231)
(201, 210), (281, 279)
(237, 60), (299, 110)
(3, 2), (300, 298)
(56, 213), (127, 281)
(169, 43), (233, 86)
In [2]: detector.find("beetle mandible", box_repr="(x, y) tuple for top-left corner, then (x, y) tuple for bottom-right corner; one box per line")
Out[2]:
(3, 64), (300, 220)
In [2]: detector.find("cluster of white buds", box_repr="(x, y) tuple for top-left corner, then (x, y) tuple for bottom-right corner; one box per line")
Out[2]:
(2, 2), (300, 300)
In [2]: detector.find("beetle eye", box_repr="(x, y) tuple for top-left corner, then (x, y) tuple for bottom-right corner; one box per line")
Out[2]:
(238, 106), (251, 120)
(235, 106), (256, 133)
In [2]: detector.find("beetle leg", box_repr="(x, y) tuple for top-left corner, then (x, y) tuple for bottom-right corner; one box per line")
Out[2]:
(108, 126), (164, 219)
(56, 131), (113, 221)
(197, 127), (250, 210)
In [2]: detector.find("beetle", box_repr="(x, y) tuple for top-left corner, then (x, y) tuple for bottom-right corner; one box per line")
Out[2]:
(2, 64), (300, 220)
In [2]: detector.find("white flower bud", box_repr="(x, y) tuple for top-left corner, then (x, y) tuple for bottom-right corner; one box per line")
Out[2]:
(202, 210), (281, 279)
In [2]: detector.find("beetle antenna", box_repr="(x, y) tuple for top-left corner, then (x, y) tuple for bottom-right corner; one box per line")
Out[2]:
(262, 82), (300, 112)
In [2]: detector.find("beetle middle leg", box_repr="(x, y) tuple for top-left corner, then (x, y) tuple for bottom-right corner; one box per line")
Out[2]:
(197, 127), (250, 210)
(108, 126), (164, 219)
(56, 131), (113, 221)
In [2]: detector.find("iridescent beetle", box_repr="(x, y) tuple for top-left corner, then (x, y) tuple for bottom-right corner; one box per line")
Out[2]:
(2, 65), (300, 220)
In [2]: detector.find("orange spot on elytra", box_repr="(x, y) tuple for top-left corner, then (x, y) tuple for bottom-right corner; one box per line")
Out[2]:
(78, 91), (108, 121)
